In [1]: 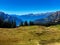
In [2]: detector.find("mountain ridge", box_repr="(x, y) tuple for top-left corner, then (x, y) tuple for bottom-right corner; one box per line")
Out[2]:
(0, 11), (60, 27)
(34, 11), (60, 25)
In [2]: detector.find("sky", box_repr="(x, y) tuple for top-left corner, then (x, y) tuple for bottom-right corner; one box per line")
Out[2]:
(0, 0), (60, 15)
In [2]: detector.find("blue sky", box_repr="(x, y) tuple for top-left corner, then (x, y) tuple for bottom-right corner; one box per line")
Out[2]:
(0, 0), (60, 15)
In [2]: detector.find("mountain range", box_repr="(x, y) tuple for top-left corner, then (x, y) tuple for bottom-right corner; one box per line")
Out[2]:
(0, 11), (60, 26)
(34, 11), (60, 25)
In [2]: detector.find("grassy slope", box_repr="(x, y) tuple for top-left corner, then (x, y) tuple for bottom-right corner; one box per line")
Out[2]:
(0, 25), (60, 45)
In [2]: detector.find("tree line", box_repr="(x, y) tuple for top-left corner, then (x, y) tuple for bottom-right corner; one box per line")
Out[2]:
(1, 19), (60, 28)
(0, 18), (35, 28)
(0, 18), (16, 28)
(20, 21), (34, 26)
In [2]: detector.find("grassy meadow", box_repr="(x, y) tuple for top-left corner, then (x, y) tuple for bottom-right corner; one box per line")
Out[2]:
(0, 25), (60, 45)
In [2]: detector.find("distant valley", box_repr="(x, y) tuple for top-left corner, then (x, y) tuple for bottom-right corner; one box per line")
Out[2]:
(0, 11), (60, 27)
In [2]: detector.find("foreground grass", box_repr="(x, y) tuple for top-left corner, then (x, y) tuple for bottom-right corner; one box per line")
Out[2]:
(0, 25), (60, 45)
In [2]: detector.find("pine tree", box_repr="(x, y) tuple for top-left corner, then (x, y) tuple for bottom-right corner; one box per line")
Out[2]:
(24, 21), (28, 26)
(20, 21), (23, 26)
(0, 19), (3, 27)
(29, 21), (34, 25)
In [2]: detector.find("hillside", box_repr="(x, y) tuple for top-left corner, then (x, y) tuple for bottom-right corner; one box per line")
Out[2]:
(34, 11), (60, 25)
(0, 12), (22, 27)
(0, 25), (60, 45)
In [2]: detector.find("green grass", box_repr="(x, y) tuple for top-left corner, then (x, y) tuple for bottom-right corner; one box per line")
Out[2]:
(0, 25), (60, 45)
